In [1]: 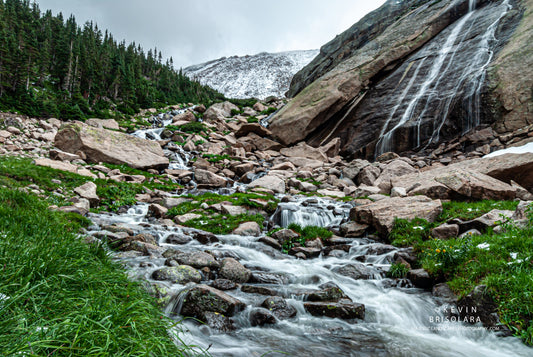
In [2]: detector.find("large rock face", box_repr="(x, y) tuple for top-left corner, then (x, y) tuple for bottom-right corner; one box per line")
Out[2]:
(55, 122), (169, 170)
(269, 0), (529, 158)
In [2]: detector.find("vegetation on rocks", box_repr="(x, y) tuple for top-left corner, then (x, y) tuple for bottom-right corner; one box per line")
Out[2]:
(272, 223), (333, 253)
(389, 199), (532, 344)
(0, 187), (186, 356)
(0, 156), (180, 211)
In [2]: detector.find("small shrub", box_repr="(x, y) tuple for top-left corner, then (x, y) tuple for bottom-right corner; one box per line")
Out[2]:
(387, 262), (410, 278)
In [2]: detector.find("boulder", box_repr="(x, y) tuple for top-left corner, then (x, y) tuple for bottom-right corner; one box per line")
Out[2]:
(431, 223), (459, 240)
(271, 229), (299, 245)
(280, 142), (328, 161)
(180, 284), (245, 318)
(194, 169), (228, 188)
(358, 165), (381, 186)
(203, 101), (239, 122)
(261, 296), (297, 319)
(202, 311), (236, 332)
(339, 222), (368, 237)
(219, 258), (251, 283)
(407, 269), (433, 289)
(304, 299), (365, 320)
(249, 308), (277, 326)
(457, 285), (510, 334)
(352, 196), (442, 235)
(233, 221), (262, 237)
(332, 263), (375, 280)
(73, 182), (99, 207)
(235, 123), (272, 138)
(176, 251), (220, 269)
(173, 213), (202, 224)
(211, 279), (237, 291)
(221, 205), (247, 216)
(248, 175), (285, 194)
(148, 203), (168, 218)
(434, 169), (516, 201)
(54, 122), (168, 170)
(374, 160), (417, 193)
(34, 158), (96, 178)
(85, 118), (120, 130)
(151, 265), (201, 284)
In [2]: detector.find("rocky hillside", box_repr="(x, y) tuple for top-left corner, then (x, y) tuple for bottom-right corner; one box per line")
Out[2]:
(269, 0), (532, 160)
(184, 50), (319, 99)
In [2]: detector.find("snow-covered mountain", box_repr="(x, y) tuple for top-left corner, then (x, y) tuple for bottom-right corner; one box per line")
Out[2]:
(183, 50), (319, 100)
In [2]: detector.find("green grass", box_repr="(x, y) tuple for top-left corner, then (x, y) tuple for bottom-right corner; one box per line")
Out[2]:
(387, 199), (532, 345)
(418, 216), (533, 344)
(167, 122), (209, 134)
(167, 191), (279, 217)
(182, 213), (265, 235)
(246, 116), (258, 123)
(0, 187), (189, 356)
(280, 223), (333, 253)
(201, 154), (232, 163)
(0, 156), (180, 212)
(387, 262), (410, 278)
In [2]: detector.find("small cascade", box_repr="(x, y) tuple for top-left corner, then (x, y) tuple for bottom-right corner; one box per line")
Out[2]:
(374, 0), (512, 156)
(87, 204), (533, 357)
(270, 196), (351, 228)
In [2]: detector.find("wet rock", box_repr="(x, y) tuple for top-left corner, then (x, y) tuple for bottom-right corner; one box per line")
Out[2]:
(201, 311), (236, 332)
(339, 222), (368, 237)
(332, 263), (375, 280)
(233, 221), (262, 236)
(258, 236), (282, 250)
(352, 196), (442, 235)
(151, 265), (201, 284)
(431, 223), (459, 240)
(304, 238), (323, 249)
(250, 308), (277, 326)
(181, 284), (245, 318)
(148, 203), (168, 218)
(407, 269), (433, 289)
(250, 272), (291, 285)
(304, 282), (348, 302)
(261, 296), (297, 319)
(219, 258), (252, 283)
(211, 279), (237, 291)
(304, 299), (365, 320)
(165, 233), (192, 245)
(193, 231), (220, 244)
(432, 283), (457, 304)
(288, 246), (321, 258)
(176, 251), (220, 269)
(271, 228), (299, 245)
(241, 284), (281, 296)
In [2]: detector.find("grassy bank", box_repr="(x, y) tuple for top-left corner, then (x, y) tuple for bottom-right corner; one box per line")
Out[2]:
(390, 200), (533, 345)
(0, 187), (188, 355)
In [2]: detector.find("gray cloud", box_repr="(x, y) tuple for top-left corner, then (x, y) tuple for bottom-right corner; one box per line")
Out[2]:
(36, 0), (386, 67)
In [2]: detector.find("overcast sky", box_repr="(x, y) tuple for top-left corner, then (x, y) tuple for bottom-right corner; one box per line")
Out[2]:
(35, 0), (386, 68)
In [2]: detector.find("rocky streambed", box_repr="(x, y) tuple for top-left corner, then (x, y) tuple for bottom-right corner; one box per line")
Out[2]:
(86, 199), (531, 357)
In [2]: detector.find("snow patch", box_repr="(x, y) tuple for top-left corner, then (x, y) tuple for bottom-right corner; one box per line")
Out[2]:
(484, 142), (533, 158)
(184, 50), (319, 99)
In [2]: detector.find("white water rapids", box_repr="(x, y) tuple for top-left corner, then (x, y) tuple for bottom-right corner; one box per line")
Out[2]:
(88, 203), (531, 357)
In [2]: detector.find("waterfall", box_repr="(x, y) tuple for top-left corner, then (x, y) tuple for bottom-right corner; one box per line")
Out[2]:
(375, 0), (512, 156)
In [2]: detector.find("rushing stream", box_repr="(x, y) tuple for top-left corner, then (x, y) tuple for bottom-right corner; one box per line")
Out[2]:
(80, 102), (533, 356)
(88, 203), (531, 357)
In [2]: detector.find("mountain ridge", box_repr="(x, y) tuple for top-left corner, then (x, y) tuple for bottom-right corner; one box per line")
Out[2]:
(184, 50), (319, 100)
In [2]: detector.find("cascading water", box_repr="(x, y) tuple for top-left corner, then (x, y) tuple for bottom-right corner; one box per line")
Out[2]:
(375, 0), (512, 156)
(271, 197), (351, 228)
(88, 202), (532, 357)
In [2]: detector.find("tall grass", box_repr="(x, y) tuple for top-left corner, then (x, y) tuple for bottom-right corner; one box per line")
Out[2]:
(0, 187), (190, 356)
